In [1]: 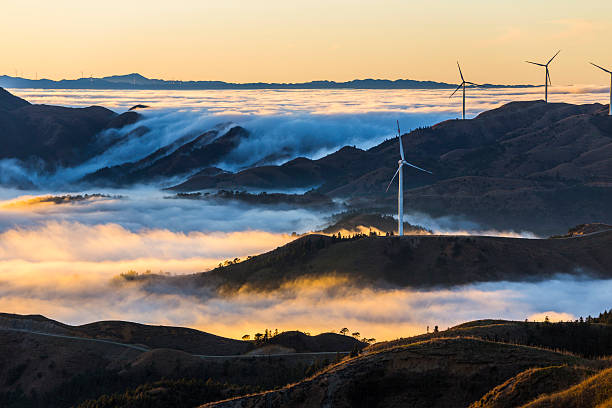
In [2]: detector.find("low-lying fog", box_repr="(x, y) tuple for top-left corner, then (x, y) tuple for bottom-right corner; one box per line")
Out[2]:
(0, 188), (604, 341)
(0, 87), (609, 341)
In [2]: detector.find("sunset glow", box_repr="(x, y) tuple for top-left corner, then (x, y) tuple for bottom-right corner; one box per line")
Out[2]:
(2, 1), (612, 85)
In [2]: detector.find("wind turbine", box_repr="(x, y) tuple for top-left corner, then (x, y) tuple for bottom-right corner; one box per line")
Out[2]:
(450, 62), (479, 120)
(385, 121), (432, 236)
(526, 50), (560, 102)
(590, 62), (612, 116)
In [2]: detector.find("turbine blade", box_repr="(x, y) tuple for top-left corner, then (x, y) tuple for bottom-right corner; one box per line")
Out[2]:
(402, 160), (432, 174)
(590, 62), (612, 74)
(397, 120), (405, 161)
(457, 61), (464, 81)
(385, 167), (401, 192)
(449, 82), (463, 98)
(547, 50), (561, 65)
(547, 69), (551, 86)
(525, 61), (545, 67)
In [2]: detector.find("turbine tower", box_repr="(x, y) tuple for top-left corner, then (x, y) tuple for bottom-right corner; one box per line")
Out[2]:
(526, 50), (560, 102)
(386, 121), (432, 236)
(450, 62), (479, 120)
(590, 62), (612, 116)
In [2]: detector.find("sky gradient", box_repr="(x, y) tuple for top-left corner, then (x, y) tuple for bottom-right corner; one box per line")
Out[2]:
(3, 1), (612, 85)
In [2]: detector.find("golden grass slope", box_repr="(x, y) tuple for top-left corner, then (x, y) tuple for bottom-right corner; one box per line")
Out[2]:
(521, 366), (612, 408)
(200, 337), (595, 408)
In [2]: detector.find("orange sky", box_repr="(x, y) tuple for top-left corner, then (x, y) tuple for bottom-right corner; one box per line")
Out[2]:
(2, 1), (612, 85)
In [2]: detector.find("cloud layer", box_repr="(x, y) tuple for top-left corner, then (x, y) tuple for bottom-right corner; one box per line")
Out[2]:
(0, 195), (601, 341)
(4, 86), (610, 188)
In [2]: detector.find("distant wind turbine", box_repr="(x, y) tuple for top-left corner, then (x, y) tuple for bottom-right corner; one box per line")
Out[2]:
(526, 50), (560, 102)
(590, 62), (612, 116)
(385, 121), (432, 236)
(450, 62), (479, 120)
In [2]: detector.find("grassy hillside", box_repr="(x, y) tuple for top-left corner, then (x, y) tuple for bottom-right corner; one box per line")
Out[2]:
(370, 320), (612, 358)
(2, 313), (612, 408)
(160, 229), (612, 294)
(76, 379), (256, 408)
(522, 367), (612, 408)
(0, 313), (250, 355)
(200, 337), (598, 408)
(469, 365), (596, 408)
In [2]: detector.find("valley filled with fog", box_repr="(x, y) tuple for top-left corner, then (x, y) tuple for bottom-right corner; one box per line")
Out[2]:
(1, 87), (611, 340)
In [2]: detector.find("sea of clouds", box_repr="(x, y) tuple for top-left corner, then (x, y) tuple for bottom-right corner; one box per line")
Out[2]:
(3, 86), (610, 189)
(0, 188), (605, 340)
(0, 87), (609, 340)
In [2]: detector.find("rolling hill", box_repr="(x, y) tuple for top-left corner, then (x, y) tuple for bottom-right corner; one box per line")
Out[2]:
(0, 313), (250, 355)
(3, 313), (612, 408)
(0, 87), (139, 173)
(0, 313), (359, 408)
(83, 125), (250, 186)
(171, 100), (612, 235)
(200, 337), (599, 408)
(152, 226), (612, 294)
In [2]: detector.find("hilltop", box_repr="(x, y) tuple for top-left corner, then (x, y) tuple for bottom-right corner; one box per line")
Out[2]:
(0, 87), (139, 174)
(150, 226), (612, 294)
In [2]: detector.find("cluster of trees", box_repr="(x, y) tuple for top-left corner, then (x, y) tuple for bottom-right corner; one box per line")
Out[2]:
(218, 256), (254, 268)
(338, 327), (376, 344)
(242, 328), (281, 343)
(592, 309), (612, 324)
(120, 270), (171, 281)
(329, 230), (383, 241)
(478, 320), (612, 358)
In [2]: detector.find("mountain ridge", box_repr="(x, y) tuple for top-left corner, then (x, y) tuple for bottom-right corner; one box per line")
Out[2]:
(169, 100), (612, 234)
(0, 73), (535, 90)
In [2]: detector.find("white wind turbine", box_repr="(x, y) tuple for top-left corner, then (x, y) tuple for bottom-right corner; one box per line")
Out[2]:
(386, 121), (432, 236)
(590, 62), (612, 116)
(526, 50), (560, 102)
(450, 62), (479, 120)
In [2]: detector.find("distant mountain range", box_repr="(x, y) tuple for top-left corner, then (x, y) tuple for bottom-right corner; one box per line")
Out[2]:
(0, 73), (535, 90)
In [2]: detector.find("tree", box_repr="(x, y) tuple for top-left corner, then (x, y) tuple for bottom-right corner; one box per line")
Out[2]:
(366, 338), (376, 344)
(434, 325), (439, 333)
(254, 333), (263, 342)
(241, 334), (250, 341)
(352, 332), (360, 339)
(339, 328), (349, 336)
